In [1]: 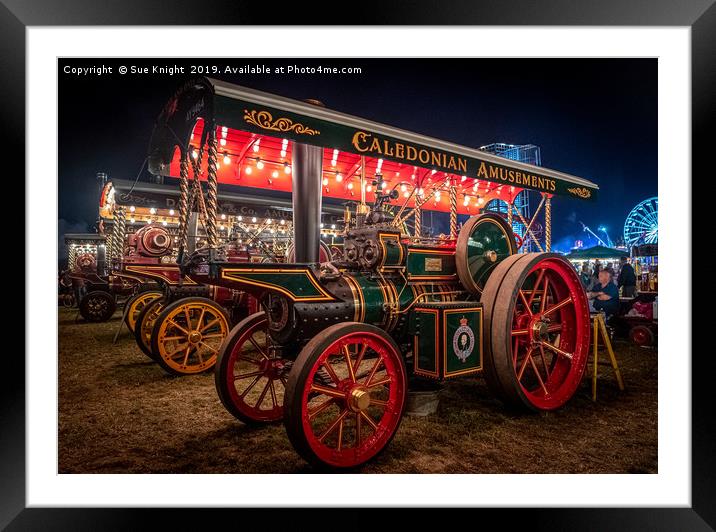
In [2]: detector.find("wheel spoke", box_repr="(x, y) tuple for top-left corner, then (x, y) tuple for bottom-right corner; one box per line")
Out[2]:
(200, 318), (221, 332)
(336, 417), (345, 451)
(511, 329), (529, 336)
(167, 319), (189, 335)
(308, 397), (335, 419)
(269, 380), (278, 408)
(182, 346), (191, 366)
(240, 374), (263, 398)
(235, 370), (264, 380)
(161, 335), (186, 342)
(184, 307), (193, 330)
(168, 344), (189, 358)
(366, 376), (391, 389)
(353, 344), (368, 375)
(546, 323), (563, 333)
(538, 344), (551, 379)
(355, 412), (362, 446)
(517, 348), (533, 381)
(363, 356), (384, 385)
(255, 380), (271, 408)
(540, 277), (550, 313)
(199, 341), (218, 354)
(528, 268), (546, 306)
(543, 296), (573, 317)
(360, 410), (378, 431)
(196, 307), (206, 330)
(529, 356), (549, 395)
(342, 345), (356, 382)
(317, 409), (349, 442)
(248, 336), (269, 360)
(518, 290), (532, 316)
(369, 398), (389, 407)
(541, 341), (573, 360)
(310, 383), (345, 399)
(321, 360), (342, 384)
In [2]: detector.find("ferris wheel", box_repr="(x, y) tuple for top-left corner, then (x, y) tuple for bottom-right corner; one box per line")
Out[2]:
(623, 197), (658, 248)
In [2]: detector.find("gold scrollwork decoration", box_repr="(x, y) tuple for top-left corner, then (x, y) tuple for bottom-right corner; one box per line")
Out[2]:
(243, 109), (320, 136)
(567, 187), (592, 198)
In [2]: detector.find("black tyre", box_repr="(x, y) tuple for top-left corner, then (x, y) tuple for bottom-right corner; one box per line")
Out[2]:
(79, 290), (116, 322)
(629, 325), (655, 347)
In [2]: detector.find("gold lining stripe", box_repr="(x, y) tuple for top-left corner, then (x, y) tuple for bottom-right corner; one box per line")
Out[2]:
(344, 275), (365, 322)
(220, 267), (335, 302)
(413, 307), (440, 378)
(124, 265), (197, 285)
(343, 275), (361, 322)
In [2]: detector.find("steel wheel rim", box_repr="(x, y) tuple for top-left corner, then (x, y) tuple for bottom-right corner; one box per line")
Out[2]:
(155, 302), (228, 374)
(127, 292), (161, 332)
(300, 331), (405, 468)
(225, 315), (286, 421)
(140, 302), (164, 352)
(510, 258), (590, 409)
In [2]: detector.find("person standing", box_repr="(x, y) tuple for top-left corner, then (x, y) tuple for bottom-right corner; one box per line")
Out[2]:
(617, 256), (637, 297)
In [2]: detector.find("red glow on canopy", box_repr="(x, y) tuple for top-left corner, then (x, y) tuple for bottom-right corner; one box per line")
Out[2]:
(167, 123), (523, 215)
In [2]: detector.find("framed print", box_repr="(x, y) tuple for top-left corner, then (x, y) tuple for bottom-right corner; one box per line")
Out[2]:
(5, 0), (712, 528)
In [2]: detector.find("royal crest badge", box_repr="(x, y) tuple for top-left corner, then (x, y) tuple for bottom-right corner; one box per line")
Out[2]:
(452, 316), (475, 363)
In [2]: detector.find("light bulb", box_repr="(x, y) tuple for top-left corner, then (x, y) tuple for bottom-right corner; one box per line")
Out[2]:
(245, 166), (252, 175)
(347, 182), (354, 190)
(322, 178), (329, 186)
(129, 206), (136, 212)
(220, 138), (227, 146)
(284, 164), (291, 174)
(272, 170), (279, 178)
(280, 219), (285, 225)
(149, 207), (156, 214)
(192, 150), (198, 159)
(336, 174), (343, 182)
(381, 182), (387, 189)
(223, 154), (231, 165)
(221, 213), (226, 220)
(251, 217), (257, 223)
(169, 209), (175, 215)
(237, 216), (243, 221)
(401, 184), (407, 192)
(256, 160), (264, 170)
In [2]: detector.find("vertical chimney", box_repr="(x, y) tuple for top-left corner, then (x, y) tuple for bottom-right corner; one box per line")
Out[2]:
(291, 142), (323, 263)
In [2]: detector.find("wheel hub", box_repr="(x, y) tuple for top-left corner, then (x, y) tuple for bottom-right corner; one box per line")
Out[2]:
(348, 387), (371, 412)
(531, 318), (550, 341)
(188, 331), (202, 344)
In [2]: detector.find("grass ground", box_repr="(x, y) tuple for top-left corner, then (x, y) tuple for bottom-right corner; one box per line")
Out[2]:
(58, 307), (657, 473)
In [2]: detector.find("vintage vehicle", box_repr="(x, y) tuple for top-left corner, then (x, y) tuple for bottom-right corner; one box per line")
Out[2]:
(100, 177), (334, 375)
(148, 77), (599, 468)
(63, 233), (137, 322)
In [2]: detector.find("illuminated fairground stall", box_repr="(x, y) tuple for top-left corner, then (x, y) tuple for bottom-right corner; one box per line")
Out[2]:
(145, 77), (600, 469)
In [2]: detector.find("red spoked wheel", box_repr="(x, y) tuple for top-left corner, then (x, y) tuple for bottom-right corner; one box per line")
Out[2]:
(284, 322), (407, 469)
(215, 312), (289, 424)
(481, 253), (591, 411)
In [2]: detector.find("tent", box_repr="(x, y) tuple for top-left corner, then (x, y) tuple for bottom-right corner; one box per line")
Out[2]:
(566, 245), (629, 260)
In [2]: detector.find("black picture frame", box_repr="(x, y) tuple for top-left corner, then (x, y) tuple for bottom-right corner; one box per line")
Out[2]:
(5, 1), (711, 528)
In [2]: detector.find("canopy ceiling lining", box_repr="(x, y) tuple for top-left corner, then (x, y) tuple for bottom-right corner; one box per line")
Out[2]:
(147, 77), (599, 209)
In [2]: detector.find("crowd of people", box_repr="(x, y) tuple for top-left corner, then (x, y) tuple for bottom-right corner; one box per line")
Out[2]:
(575, 257), (637, 317)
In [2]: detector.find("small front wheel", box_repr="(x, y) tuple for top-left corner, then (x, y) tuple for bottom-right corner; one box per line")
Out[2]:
(79, 291), (116, 322)
(284, 322), (407, 469)
(151, 297), (230, 376)
(215, 312), (289, 424)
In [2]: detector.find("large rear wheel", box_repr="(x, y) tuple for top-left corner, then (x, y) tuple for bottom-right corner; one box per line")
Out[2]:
(481, 253), (590, 411)
(284, 322), (407, 469)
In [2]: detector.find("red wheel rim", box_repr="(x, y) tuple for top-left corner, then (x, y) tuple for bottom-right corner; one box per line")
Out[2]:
(300, 332), (405, 468)
(631, 327), (650, 346)
(225, 315), (286, 422)
(510, 258), (590, 409)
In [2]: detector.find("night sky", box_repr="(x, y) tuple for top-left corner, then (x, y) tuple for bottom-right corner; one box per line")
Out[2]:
(58, 58), (657, 251)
